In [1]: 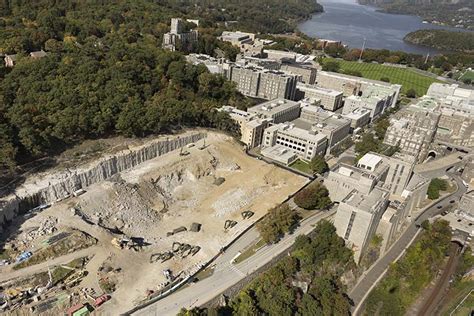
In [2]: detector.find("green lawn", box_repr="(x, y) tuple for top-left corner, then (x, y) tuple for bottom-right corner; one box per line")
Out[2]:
(460, 70), (474, 81)
(289, 159), (312, 174)
(323, 58), (440, 96)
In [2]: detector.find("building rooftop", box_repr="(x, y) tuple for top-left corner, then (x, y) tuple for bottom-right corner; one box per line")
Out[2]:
(248, 98), (300, 117)
(30, 50), (47, 58)
(297, 83), (343, 96)
(221, 31), (254, 41)
(318, 71), (402, 90)
(358, 153), (383, 171)
(342, 107), (371, 119)
(272, 123), (327, 143)
(409, 96), (439, 112)
(219, 106), (257, 122)
(341, 187), (387, 214)
(261, 144), (298, 161)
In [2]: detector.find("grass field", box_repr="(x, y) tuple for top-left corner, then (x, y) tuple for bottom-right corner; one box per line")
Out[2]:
(459, 70), (474, 82)
(323, 58), (440, 96)
(289, 159), (312, 174)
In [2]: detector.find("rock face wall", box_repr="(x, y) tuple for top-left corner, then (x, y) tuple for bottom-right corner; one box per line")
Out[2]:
(0, 133), (205, 233)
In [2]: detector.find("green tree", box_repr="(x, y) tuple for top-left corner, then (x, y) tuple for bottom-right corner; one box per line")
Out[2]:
(355, 133), (380, 158)
(374, 118), (390, 139)
(257, 203), (299, 244)
(322, 60), (340, 72)
(294, 182), (332, 210)
(309, 155), (329, 174)
(427, 178), (448, 200)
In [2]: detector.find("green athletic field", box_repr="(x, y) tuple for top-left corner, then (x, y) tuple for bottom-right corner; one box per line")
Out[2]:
(323, 58), (440, 96)
(459, 70), (474, 82)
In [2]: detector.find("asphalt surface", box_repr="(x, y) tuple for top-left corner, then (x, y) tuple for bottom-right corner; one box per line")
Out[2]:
(350, 175), (467, 315)
(133, 210), (335, 316)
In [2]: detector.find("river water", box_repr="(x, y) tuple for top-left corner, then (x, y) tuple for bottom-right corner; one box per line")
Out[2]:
(298, 0), (468, 55)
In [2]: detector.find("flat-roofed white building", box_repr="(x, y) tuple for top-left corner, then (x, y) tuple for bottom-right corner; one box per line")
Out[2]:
(262, 123), (328, 162)
(296, 83), (343, 111)
(248, 98), (301, 123)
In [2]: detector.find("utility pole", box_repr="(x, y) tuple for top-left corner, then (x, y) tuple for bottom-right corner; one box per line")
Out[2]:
(359, 37), (366, 62)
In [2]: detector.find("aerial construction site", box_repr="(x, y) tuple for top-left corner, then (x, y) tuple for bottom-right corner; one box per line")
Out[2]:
(0, 130), (306, 314)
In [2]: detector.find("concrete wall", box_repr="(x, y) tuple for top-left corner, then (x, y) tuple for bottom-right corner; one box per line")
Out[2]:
(0, 133), (205, 233)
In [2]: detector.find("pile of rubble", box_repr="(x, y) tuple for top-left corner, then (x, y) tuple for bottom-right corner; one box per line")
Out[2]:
(14, 217), (59, 249)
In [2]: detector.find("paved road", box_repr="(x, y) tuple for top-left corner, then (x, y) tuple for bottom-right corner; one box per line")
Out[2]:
(350, 175), (467, 315)
(0, 246), (97, 282)
(133, 210), (335, 316)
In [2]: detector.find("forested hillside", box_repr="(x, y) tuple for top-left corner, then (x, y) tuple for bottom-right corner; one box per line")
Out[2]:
(357, 0), (474, 29)
(0, 0), (321, 173)
(404, 30), (474, 53)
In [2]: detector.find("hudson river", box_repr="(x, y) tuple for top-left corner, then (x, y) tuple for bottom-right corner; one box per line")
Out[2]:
(298, 0), (466, 55)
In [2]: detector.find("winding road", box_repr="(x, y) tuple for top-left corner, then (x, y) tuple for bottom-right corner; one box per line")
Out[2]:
(131, 210), (335, 316)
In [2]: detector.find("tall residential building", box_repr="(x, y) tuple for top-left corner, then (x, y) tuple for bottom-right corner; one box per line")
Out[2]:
(280, 62), (317, 84)
(247, 99), (301, 123)
(382, 153), (416, 196)
(163, 18), (199, 51)
(226, 65), (298, 100)
(262, 123), (328, 162)
(316, 71), (401, 107)
(334, 187), (389, 262)
(296, 83), (343, 111)
(218, 106), (270, 149)
(327, 152), (405, 262)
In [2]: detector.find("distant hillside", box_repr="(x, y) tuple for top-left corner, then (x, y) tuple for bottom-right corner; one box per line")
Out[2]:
(404, 29), (474, 53)
(358, 0), (474, 29)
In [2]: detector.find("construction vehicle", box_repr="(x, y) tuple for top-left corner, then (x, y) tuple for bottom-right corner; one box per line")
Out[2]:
(224, 220), (237, 230)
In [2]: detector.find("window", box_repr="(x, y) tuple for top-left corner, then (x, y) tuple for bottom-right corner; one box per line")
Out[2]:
(344, 212), (356, 239)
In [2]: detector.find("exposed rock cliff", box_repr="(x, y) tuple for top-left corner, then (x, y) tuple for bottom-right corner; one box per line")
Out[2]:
(0, 132), (205, 233)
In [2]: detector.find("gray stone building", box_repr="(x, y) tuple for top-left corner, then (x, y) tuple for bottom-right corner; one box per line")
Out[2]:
(226, 65), (298, 100)
(163, 18), (199, 51)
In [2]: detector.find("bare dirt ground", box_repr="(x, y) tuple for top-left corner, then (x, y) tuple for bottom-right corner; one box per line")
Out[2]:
(0, 131), (306, 314)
